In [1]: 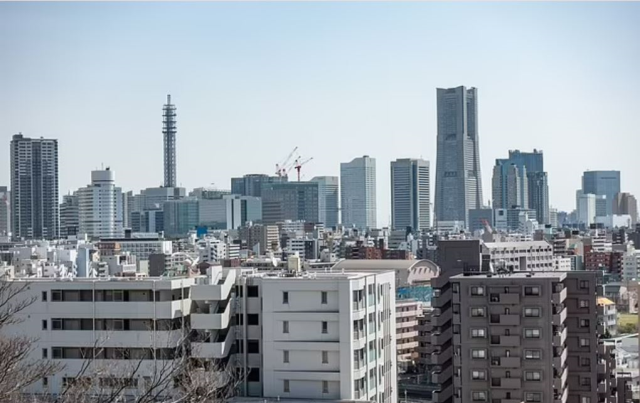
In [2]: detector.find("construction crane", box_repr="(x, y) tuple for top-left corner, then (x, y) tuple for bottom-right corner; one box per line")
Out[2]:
(294, 156), (313, 181)
(275, 146), (299, 177)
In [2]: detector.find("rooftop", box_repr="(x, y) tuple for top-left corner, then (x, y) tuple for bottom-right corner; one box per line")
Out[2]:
(597, 297), (615, 306)
(484, 241), (552, 249)
(331, 259), (438, 272)
(452, 271), (567, 280)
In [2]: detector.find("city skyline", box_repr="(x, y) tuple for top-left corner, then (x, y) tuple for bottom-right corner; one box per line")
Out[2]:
(1, 2), (639, 227)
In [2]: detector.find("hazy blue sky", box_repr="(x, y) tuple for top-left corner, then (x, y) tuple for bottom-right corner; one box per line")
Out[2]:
(1, 2), (639, 227)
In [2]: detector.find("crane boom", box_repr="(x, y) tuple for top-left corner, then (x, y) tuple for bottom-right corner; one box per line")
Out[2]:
(294, 157), (313, 181)
(276, 146), (299, 177)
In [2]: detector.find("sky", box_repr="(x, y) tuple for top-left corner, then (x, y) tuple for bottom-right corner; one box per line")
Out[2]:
(1, 2), (639, 227)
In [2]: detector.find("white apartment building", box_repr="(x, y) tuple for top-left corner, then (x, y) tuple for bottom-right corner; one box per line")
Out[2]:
(4, 276), (195, 396)
(554, 256), (572, 271)
(482, 240), (554, 271)
(198, 238), (239, 263)
(395, 300), (420, 370)
(78, 169), (124, 239)
(5, 263), (397, 403)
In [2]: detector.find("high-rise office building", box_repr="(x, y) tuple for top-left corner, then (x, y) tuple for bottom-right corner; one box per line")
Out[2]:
(528, 171), (550, 225)
(576, 190), (597, 226)
(77, 169), (124, 239)
(10, 133), (59, 239)
(163, 198), (199, 238)
(311, 176), (340, 228)
(582, 170), (620, 216)
(493, 150), (549, 225)
(613, 192), (638, 226)
(59, 192), (79, 238)
(492, 162), (527, 209)
(163, 94), (177, 188)
(231, 174), (288, 198)
(261, 181), (320, 224)
(0, 186), (9, 236)
(390, 158), (430, 231)
(434, 86), (483, 227)
(340, 155), (377, 229)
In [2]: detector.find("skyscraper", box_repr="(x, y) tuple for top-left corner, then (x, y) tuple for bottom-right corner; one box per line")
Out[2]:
(340, 155), (377, 229)
(10, 133), (59, 239)
(261, 181), (320, 224)
(163, 94), (177, 188)
(311, 176), (340, 228)
(582, 170), (621, 216)
(59, 192), (79, 238)
(613, 192), (638, 226)
(434, 86), (482, 227)
(0, 186), (9, 236)
(231, 174), (288, 198)
(78, 169), (124, 239)
(492, 150), (550, 225)
(390, 158), (430, 231)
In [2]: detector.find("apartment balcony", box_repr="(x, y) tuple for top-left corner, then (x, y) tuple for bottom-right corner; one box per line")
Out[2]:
(191, 330), (235, 359)
(433, 308), (453, 326)
(553, 347), (568, 368)
(597, 382), (607, 394)
(553, 327), (568, 346)
(396, 320), (419, 329)
(490, 356), (521, 368)
(191, 270), (236, 302)
(431, 328), (453, 346)
(491, 335), (521, 347)
(432, 365), (453, 384)
(431, 346), (453, 365)
(553, 366), (568, 390)
(554, 386), (569, 403)
(489, 293), (520, 304)
(432, 288), (452, 308)
(433, 384), (453, 403)
(491, 314), (520, 326)
(553, 287), (568, 304)
(553, 306), (567, 324)
(491, 378), (521, 389)
(191, 297), (234, 330)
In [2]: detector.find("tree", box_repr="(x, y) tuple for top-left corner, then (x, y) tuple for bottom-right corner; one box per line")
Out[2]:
(0, 277), (62, 401)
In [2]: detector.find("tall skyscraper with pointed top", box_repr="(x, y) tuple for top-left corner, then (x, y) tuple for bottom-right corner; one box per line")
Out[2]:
(434, 86), (483, 227)
(163, 94), (177, 188)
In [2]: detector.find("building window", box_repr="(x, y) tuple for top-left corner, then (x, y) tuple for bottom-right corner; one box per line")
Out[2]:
(247, 286), (259, 298)
(452, 304), (460, 314)
(524, 329), (541, 339)
(247, 368), (260, 382)
(43, 377), (48, 387)
(322, 321), (328, 334)
(525, 371), (542, 381)
(525, 393), (542, 402)
(470, 286), (485, 296)
(579, 280), (589, 289)
(472, 391), (487, 401)
(580, 319), (590, 327)
(471, 349), (486, 359)
(524, 286), (540, 296)
(283, 291), (289, 304)
(321, 291), (328, 304)
(524, 350), (541, 360)
(471, 370), (486, 380)
(580, 338), (590, 347)
(42, 320), (48, 330)
(322, 351), (329, 364)
(581, 357), (591, 366)
(471, 328), (486, 338)
(579, 300), (590, 308)
(41, 291), (47, 302)
(581, 377), (590, 386)
(524, 307), (541, 317)
(283, 321), (289, 334)
(247, 340), (260, 354)
(42, 348), (48, 359)
(471, 307), (486, 317)
(52, 290), (62, 301)
(52, 319), (62, 330)
(248, 314), (259, 326)
(581, 398), (591, 403)
(322, 380), (329, 394)
(283, 380), (290, 393)
(452, 283), (460, 294)
(283, 350), (289, 363)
